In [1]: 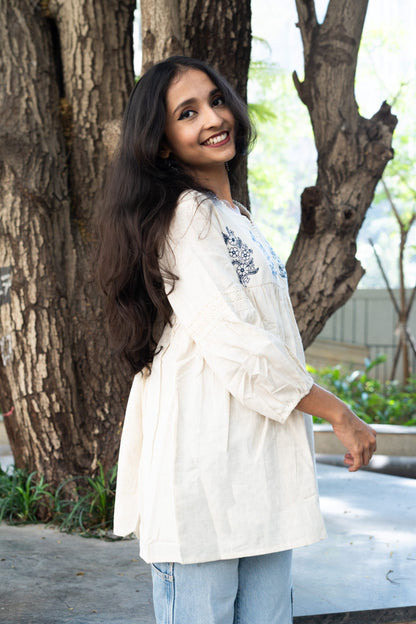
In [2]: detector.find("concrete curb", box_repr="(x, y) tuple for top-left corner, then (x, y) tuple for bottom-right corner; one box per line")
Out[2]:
(314, 424), (416, 457)
(294, 606), (416, 624)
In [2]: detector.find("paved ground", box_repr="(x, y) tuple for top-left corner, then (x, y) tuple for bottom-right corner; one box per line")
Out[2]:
(293, 464), (416, 619)
(1, 463), (416, 624)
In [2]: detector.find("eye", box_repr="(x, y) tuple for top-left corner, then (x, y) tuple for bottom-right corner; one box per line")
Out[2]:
(178, 109), (196, 120)
(212, 95), (225, 107)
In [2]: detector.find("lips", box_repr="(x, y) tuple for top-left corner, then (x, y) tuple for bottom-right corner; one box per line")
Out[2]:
(202, 131), (229, 146)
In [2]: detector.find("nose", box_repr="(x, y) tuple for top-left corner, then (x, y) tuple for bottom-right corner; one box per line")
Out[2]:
(202, 104), (223, 128)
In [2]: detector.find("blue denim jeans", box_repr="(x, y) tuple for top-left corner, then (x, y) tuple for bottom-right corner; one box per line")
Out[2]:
(151, 550), (293, 624)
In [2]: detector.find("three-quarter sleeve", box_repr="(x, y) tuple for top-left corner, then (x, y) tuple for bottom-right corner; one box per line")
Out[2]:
(163, 192), (313, 424)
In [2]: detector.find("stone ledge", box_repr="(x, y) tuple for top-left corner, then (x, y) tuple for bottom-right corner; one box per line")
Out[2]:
(316, 453), (416, 479)
(294, 606), (416, 623)
(314, 424), (416, 457)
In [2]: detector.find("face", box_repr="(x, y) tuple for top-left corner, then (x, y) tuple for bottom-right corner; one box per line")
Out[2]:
(162, 68), (236, 177)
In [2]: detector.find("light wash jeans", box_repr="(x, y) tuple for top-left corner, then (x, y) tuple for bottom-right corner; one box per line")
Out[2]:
(151, 550), (293, 624)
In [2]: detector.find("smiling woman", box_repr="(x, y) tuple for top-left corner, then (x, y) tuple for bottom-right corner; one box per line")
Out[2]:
(97, 56), (253, 373)
(96, 55), (376, 624)
(161, 69), (236, 199)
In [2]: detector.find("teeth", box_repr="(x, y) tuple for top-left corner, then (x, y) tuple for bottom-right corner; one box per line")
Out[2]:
(204, 132), (227, 145)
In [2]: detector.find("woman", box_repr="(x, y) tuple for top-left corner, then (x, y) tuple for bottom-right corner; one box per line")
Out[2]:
(97, 56), (376, 624)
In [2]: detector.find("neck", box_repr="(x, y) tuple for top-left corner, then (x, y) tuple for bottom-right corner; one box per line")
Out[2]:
(192, 164), (233, 204)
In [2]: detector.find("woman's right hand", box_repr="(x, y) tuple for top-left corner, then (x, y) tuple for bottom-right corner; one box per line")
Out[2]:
(331, 407), (377, 471)
(296, 383), (377, 471)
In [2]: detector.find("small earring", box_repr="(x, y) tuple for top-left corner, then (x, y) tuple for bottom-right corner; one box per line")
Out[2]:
(167, 155), (179, 172)
(225, 162), (230, 172)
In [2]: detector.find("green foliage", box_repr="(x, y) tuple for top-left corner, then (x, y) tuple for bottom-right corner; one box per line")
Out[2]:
(356, 24), (416, 288)
(308, 356), (416, 426)
(249, 101), (277, 125)
(0, 467), (53, 523)
(373, 76), (416, 229)
(0, 462), (119, 538)
(54, 462), (117, 537)
(247, 46), (315, 262)
(247, 22), (416, 284)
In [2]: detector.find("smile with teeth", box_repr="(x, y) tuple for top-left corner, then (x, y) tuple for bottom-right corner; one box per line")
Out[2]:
(203, 132), (229, 146)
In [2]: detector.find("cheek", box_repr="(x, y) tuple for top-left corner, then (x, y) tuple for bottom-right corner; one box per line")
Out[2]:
(172, 129), (197, 153)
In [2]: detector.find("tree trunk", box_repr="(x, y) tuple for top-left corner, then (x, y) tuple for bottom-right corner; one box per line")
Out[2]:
(0, 0), (399, 490)
(0, 0), (135, 486)
(288, 0), (397, 348)
(1, 0), (250, 488)
(140, 0), (252, 204)
(141, 0), (183, 73)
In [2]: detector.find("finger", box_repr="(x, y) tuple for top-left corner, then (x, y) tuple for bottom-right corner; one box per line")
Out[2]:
(344, 452), (354, 466)
(361, 445), (372, 466)
(364, 440), (377, 465)
(348, 451), (363, 472)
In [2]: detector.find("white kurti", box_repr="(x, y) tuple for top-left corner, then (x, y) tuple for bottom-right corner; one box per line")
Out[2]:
(113, 190), (327, 564)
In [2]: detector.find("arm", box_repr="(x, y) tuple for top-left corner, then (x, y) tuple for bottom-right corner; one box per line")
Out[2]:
(163, 192), (313, 423)
(296, 383), (377, 472)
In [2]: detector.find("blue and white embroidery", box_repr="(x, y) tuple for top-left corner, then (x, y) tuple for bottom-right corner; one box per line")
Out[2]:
(222, 227), (259, 287)
(249, 230), (287, 280)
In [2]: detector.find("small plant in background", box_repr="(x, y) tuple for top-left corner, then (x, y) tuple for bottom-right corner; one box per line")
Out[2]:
(0, 466), (53, 523)
(0, 462), (119, 538)
(308, 355), (416, 426)
(54, 462), (117, 537)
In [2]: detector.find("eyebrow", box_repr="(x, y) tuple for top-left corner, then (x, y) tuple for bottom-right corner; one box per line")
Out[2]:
(172, 88), (221, 117)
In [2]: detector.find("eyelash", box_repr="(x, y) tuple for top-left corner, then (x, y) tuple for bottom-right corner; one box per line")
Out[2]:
(213, 96), (225, 106)
(178, 110), (195, 120)
(178, 95), (225, 120)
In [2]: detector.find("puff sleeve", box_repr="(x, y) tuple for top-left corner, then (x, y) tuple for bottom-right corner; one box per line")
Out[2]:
(163, 192), (313, 423)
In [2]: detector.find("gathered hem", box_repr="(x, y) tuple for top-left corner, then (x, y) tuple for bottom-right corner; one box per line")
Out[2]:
(139, 526), (327, 565)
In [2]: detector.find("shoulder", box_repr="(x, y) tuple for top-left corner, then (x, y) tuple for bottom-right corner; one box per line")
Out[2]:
(170, 190), (218, 238)
(176, 189), (215, 215)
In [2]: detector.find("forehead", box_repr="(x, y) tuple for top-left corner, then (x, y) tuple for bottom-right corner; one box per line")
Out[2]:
(165, 68), (218, 111)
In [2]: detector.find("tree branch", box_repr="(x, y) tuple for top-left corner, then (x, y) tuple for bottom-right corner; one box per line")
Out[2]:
(287, 0), (396, 347)
(381, 178), (404, 233)
(369, 239), (416, 361)
(406, 285), (416, 319)
(369, 238), (399, 314)
(295, 0), (318, 64)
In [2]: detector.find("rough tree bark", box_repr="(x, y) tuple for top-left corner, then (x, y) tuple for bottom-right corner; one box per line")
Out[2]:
(0, 0), (250, 486)
(287, 0), (397, 348)
(0, 0), (399, 486)
(0, 0), (135, 486)
(140, 0), (252, 205)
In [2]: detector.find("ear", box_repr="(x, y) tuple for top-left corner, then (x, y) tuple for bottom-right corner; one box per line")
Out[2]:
(159, 143), (171, 159)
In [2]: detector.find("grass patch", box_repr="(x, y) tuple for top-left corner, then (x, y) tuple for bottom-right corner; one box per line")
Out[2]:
(0, 462), (121, 538)
(0, 467), (53, 523)
(54, 463), (117, 537)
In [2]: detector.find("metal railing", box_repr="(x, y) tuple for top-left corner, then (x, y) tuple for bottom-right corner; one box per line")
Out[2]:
(317, 289), (416, 382)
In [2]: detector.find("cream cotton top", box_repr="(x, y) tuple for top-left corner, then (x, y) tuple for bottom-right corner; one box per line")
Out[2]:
(113, 190), (327, 564)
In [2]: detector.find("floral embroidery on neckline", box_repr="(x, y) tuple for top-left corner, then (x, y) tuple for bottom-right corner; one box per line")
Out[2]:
(249, 230), (287, 280)
(222, 226), (259, 287)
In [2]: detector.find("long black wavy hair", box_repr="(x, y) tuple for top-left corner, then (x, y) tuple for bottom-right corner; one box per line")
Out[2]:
(96, 56), (255, 373)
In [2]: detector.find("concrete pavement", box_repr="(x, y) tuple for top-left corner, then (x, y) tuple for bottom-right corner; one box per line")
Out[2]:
(1, 463), (416, 623)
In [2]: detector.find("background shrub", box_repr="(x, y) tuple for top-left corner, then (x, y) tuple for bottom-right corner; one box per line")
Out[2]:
(309, 356), (416, 426)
